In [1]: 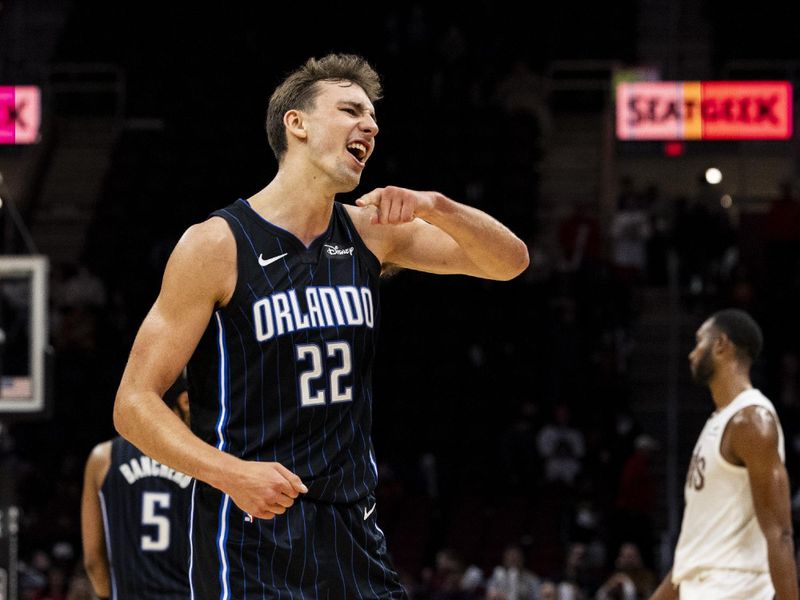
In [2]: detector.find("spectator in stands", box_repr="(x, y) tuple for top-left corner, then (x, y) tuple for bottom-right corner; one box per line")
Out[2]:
(61, 264), (107, 309)
(558, 200), (603, 274)
(499, 400), (542, 493)
(594, 542), (656, 599)
(536, 581), (560, 600)
(486, 543), (541, 600)
(421, 548), (468, 599)
(537, 404), (585, 487)
(492, 59), (552, 137)
(612, 434), (658, 567)
(610, 181), (651, 323)
(559, 542), (601, 599)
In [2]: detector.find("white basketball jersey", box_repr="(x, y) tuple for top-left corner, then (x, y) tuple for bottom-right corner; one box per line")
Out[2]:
(672, 388), (785, 585)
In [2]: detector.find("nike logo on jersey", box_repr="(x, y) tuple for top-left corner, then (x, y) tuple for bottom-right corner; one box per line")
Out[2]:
(364, 503), (376, 520)
(258, 252), (288, 267)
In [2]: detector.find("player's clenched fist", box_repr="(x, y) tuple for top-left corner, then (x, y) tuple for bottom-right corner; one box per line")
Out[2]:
(355, 186), (436, 224)
(223, 459), (308, 520)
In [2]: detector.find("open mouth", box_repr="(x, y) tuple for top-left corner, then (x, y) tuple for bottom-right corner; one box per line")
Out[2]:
(346, 142), (367, 162)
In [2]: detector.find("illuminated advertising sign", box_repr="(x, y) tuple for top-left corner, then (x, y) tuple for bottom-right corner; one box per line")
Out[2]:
(0, 86), (41, 144)
(616, 81), (793, 140)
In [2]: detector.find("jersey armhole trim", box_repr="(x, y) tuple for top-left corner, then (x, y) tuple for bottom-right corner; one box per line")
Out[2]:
(715, 404), (782, 473)
(206, 213), (240, 309)
(336, 203), (382, 276)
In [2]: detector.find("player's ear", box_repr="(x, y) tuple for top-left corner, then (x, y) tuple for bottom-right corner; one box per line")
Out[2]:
(284, 109), (307, 142)
(714, 332), (732, 356)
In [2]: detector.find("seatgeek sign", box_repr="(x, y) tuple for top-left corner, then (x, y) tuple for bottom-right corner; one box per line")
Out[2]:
(0, 86), (41, 144)
(616, 81), (793, 140)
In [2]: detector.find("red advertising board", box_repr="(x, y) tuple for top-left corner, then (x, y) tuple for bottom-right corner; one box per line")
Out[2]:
(616, 81), (792, 140)
(0, 86), (41, 144)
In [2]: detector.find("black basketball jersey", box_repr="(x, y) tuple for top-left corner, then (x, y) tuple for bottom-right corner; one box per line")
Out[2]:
(99, 437), (192, 600)
(187, 199), (382, 504)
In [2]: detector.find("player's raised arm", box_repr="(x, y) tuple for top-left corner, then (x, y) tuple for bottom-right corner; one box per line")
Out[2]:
(353, 186), (529, 280)
(113, 218), (306, 519)
(730, 406), (799, 600)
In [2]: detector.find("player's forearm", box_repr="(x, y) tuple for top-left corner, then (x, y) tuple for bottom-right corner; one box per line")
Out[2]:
(84, 554), (111, 597)
(113, 389), (238, 490)
(648, 570), (678, 600)
(422, 192), (529, 280)
(767, 530), (799, 600)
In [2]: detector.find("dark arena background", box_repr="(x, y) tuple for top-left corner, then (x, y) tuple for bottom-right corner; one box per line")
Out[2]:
(1, 1), (799, 598)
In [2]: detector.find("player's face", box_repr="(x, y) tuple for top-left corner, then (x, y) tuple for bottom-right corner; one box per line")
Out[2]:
(689, 319), (716, 385)
(303, 81), (378, 192)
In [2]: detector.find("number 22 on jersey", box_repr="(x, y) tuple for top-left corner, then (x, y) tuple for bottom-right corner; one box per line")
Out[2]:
(296, 341), (353, 406)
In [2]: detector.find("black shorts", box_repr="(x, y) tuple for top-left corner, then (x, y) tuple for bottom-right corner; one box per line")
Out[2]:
(189, 483), (407, 599)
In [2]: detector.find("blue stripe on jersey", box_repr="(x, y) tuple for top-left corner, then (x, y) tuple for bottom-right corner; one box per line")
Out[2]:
(214, 311), (230, 452)
(217, 494), (231, 600)
(298, 502), (309, 598)
(348, 506), (365, 600)
(331, 504), (348, 598)
(357, 506), (379, 599)
(307, 501), (320, 598)
(98, 491), (118, 600)
(369, 447), (379, 481)
(229, 318), (249, 456)
(213, 311), (232, 600)
(275, 237), (298, 477)
(188, 480), (197, 600)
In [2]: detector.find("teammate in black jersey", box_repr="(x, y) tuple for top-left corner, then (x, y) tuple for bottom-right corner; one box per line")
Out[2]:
(114, 53), (529, 599)
(82, 375), (192, 600)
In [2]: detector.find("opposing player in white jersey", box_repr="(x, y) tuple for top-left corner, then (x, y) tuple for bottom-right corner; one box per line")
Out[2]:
(650, 309), (798, 600)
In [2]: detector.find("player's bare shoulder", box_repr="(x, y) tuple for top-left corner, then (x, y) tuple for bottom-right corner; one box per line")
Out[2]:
(166, 216), (237, 306)
(727, 404), (781, 465)
(176, 217), (236, 265)
(342, 203), (392, 263)
(731, 405), (779, 437)
(86, 440), (113, 488)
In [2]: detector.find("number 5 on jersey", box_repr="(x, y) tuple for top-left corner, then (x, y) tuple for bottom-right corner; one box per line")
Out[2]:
(141, 491), (171, 551)
(296, 341), (352, 406)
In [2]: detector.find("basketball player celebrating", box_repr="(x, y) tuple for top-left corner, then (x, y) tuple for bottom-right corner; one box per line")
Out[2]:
(113, 53), (529, 598)
(650, 309), (798, 600)
(82, 375), (192, 600)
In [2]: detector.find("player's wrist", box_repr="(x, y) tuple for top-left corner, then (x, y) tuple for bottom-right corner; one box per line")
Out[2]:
(205, 450), (242, 492)
(415, 191), (445, 221)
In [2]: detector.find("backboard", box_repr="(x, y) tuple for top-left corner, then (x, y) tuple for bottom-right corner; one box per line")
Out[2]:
(0, 256), (47, 415)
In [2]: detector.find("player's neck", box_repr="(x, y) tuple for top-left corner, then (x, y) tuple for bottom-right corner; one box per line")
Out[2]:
(709, 366), (752, 410)
(248, 171), (336, 245)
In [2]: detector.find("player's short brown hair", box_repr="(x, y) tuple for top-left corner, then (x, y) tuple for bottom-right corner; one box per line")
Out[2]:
(266, 53), (382, 163)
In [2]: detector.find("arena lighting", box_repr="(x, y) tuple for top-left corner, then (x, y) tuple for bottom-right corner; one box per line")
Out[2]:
(705, 168), (723, 184)
(616, 81), (793, 140)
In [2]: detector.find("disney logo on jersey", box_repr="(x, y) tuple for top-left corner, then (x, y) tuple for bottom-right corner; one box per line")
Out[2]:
(324, 244), (354, 257)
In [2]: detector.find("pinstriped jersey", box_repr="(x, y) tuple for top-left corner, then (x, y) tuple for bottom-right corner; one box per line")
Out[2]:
(99, 437), (192, 600)
(187, 199), (381, 504)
